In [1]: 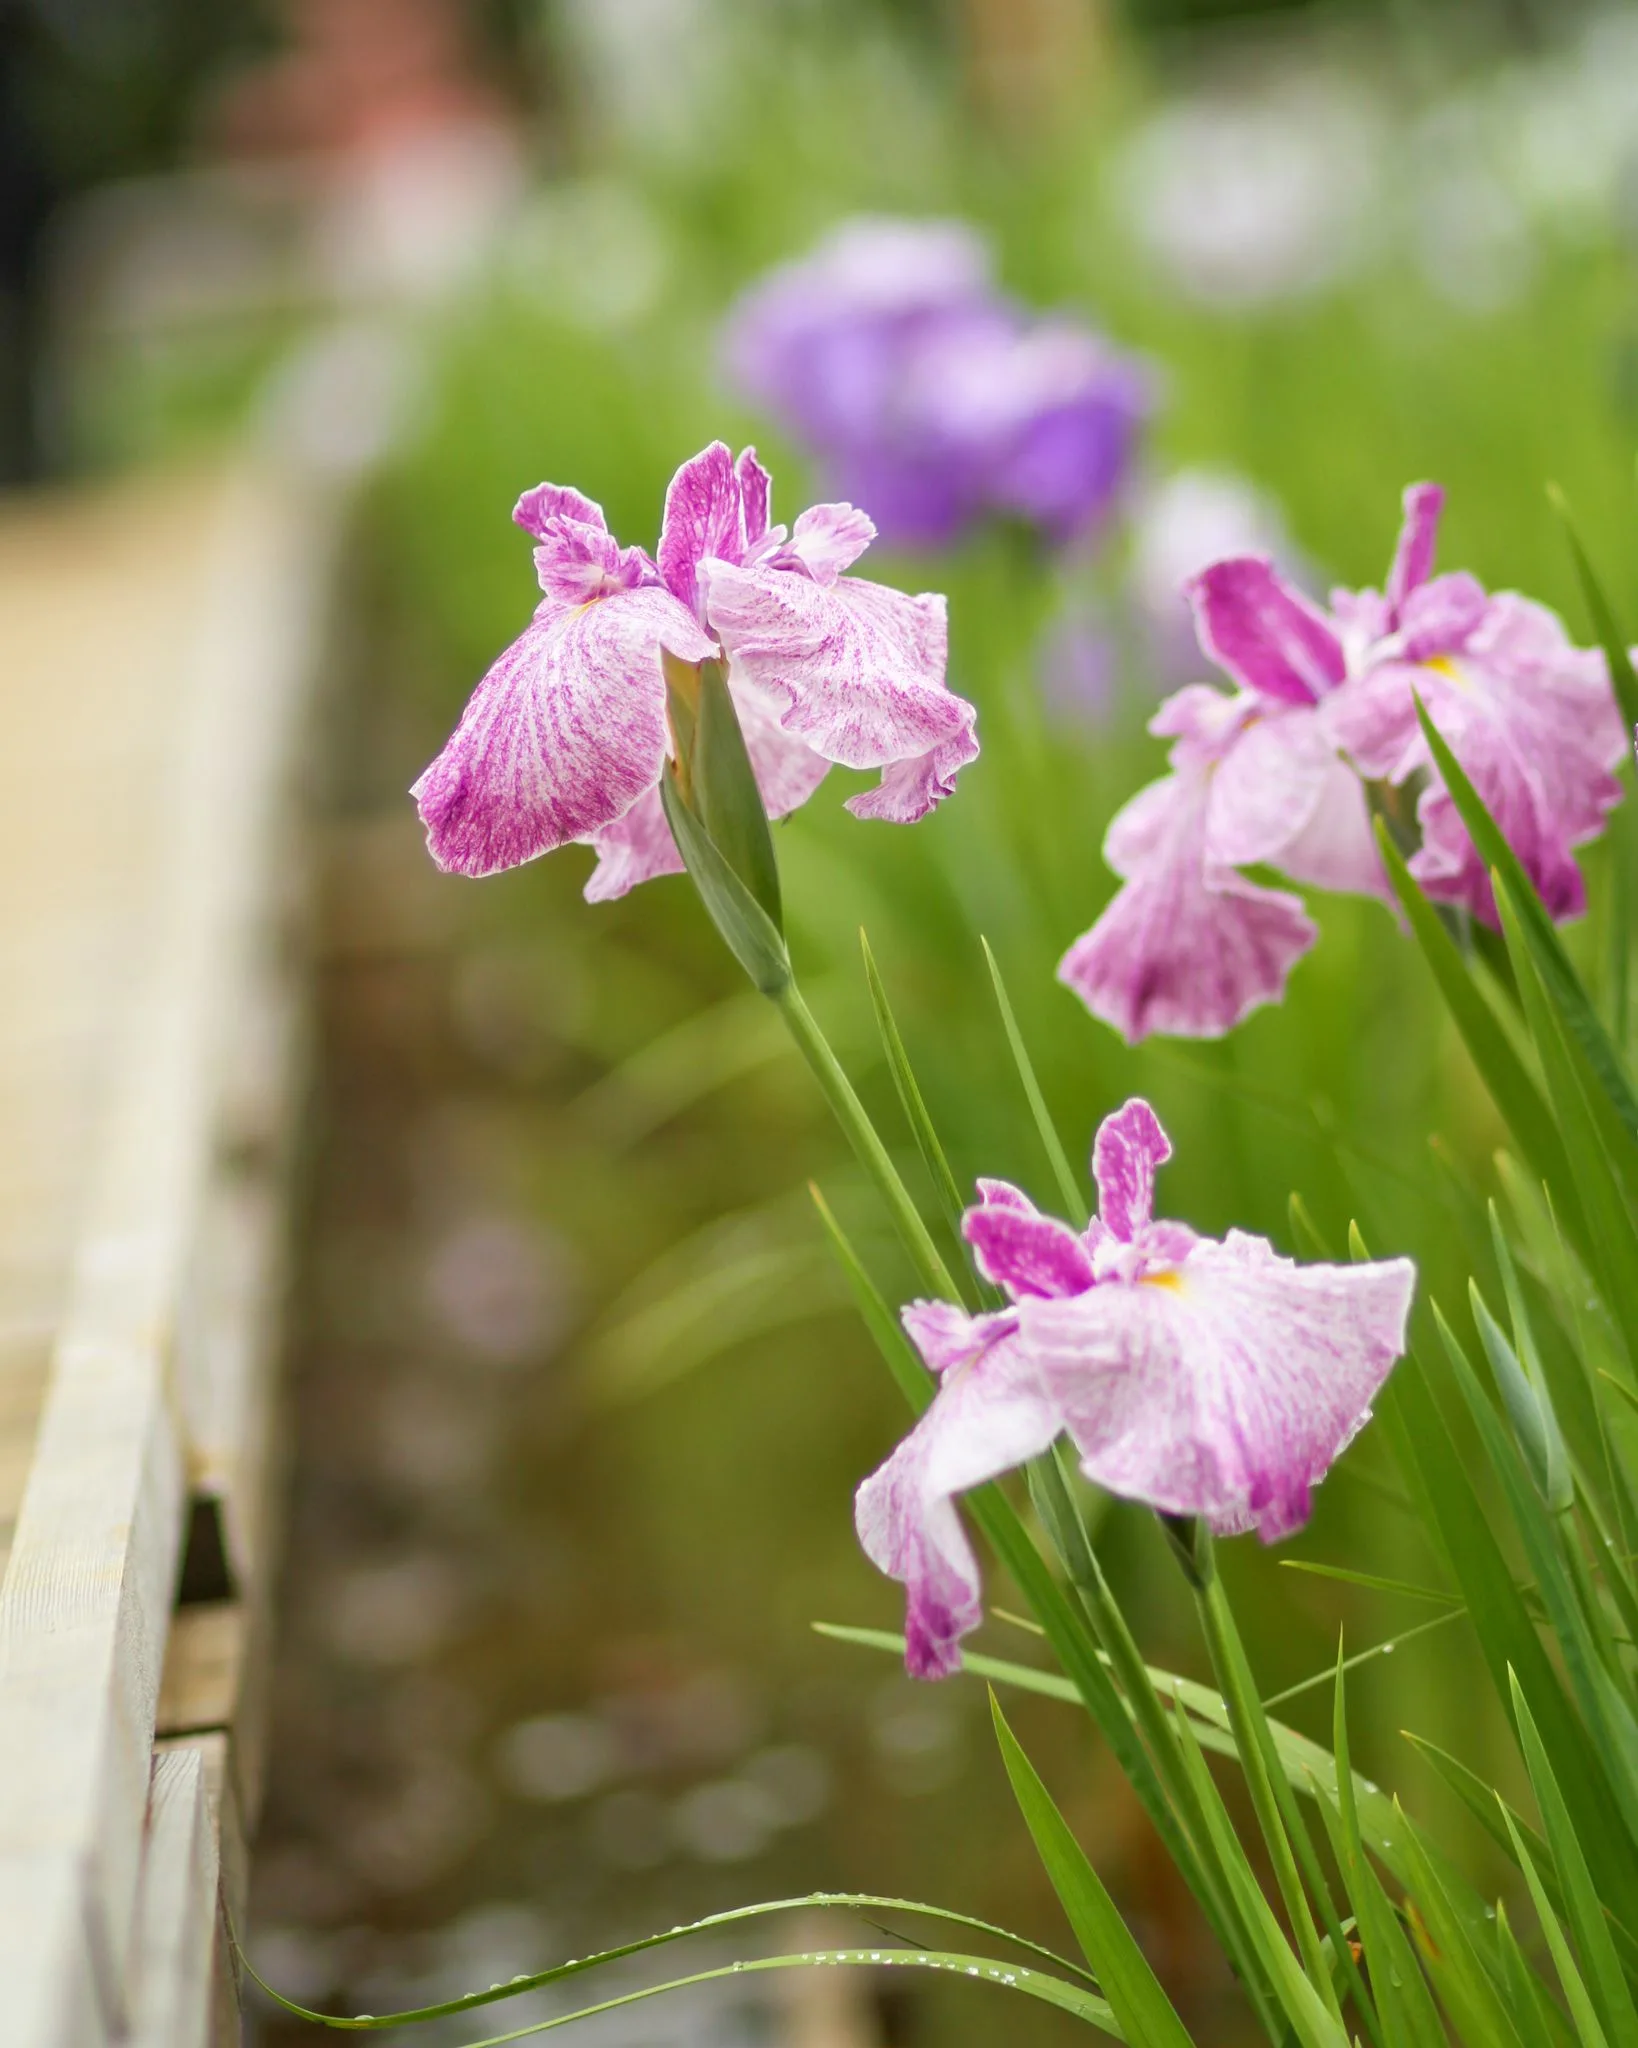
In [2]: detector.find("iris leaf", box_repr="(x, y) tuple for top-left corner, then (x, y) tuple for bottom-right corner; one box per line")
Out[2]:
(859, 928), (977, 1285)
(661, 766), (791, 996)
(1373, 819), (1584, 1255)
(1328, 1646), (1443, 2048)
(991, 1691), (1196, 2048)
(1413, 697), (1638, 1141)
(1509, 1671), (1638, 2047)
(235, 1889), (1111, 2032)
(1546, 483), (1638, 739)
(981, 935), (1088, 1224)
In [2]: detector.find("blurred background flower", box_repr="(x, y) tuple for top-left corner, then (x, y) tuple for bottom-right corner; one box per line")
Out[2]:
(723, 215), (1154, 548)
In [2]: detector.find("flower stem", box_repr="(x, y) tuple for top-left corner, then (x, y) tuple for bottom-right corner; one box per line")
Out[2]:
(774, 976), (961, 1302)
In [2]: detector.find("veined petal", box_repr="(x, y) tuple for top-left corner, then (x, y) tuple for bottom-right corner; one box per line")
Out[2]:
(1272, 754), (1386, 897)
(582, 787), (682, 902)
(706, 561), (976, 815)
(1022, 1234), (1415, 1538)
(786, 503), (876, 584)
(658, 441), (746, 610)
(581, 677), (830, 902)
(973, 1177), (1040, 1215)
(413, 587), (714, 878)
(1186, 556), (1345, 706)
(1397, 572), (1488, 661)
(1386, 481), (1443, 615)
(1060, 767), (1318, 1042)
(1202, 709), (1332, 870)
(736, 446), (773, 548)
(532, 516), (645, 604)
(856, 1319), (1058, 1677)
(963, 1204), (1096, 1299)
(844, 715), (979, 823)
(904, 1299), (1017, 1375)
(1092, 1099), (1171, 1243)
(514, 481), (607, 538)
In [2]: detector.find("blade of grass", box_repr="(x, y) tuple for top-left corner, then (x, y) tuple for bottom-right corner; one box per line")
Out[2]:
(981, 935), (1087, 1224)
(1434, 1300), (1638, 1904)
(1395, 1799), (1529, 2048)
(1510, 1672), (1638, 2047)
(1546, 483), (1638, 737)
(1261, 1610), (1466, 1708)
(1195, 1563), (1345, 2025)
(1279, 1561), (1462, 1606)
(991, 1692), (1195, 2048)
(1328, 1647), (1444, 2048)
(859, 928), (976, 1278)
(1370, 1331), (1638, 1934)
(817, 1621), (1505, 1965)
(236, 1890), (1109, 2031)
(1414, 698), (1638, 1140)
(1163, 1699), (1351, 2048)
(1373, 819), (1587, 1256)
(1501, 1813), (1612, 2048)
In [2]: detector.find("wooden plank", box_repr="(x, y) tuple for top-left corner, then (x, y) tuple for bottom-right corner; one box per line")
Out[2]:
(127, 1747), (220, 2048)
(0, 459), (334, 2042)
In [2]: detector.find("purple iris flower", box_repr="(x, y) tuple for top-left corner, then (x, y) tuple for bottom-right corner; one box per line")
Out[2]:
(722, 217), (1153, 549)
(856, 1099), (1416, 1678)
(1060, 481), (1626, 1043)
(412, 442), (978, 893)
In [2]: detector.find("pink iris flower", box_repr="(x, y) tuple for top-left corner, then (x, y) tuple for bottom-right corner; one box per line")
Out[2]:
(1326, 483), (1626, 926)
(855, 1099), (1416, 1678)
(1061, 482), (1625, 1042)
(1059, 558), (1380, 1041)
(412, 442), (978, 894)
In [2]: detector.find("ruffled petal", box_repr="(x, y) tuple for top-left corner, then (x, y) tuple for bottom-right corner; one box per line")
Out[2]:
(1389, 606), (1623, 924)
(736, 447), (773, 548)
(964, 1204), (1096, 1299)
(514, 482), (606, 538)
(1021, 1233), (1415, 1538)
(1397, 572), (1488, 661)
(1385, 481), (1443, 615)
(531, 515), (645, 605)
(1092, 1099), (1171, 1242)
(1271, 754), (1385, 897)
(1186, 557), (1345, 706)
(855, 1317), (1059, 1677)
(413, 587), (715, 878)
(904, 1299), (1017, 1375)
(657, 441), (747, 610)
(786, 503), (876, 585)
(1202, 709), (1332, 870)
(581, 787), (682, 902)
(705, 561), (976, 816)
(1059, 767), (1318, 1042)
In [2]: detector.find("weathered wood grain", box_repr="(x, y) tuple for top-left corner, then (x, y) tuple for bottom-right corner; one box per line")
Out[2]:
(127, 1746), (221, 2048)
(0, 458), (331, 2043)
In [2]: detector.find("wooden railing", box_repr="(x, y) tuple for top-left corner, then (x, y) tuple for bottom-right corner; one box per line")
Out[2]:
(0, 457), (333, 2046)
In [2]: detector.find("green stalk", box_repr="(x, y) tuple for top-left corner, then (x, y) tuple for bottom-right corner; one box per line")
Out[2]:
(774, 976), (961, 1302)
(1196, 1568), (1344, 2027)
(1030, 1455), (1279, 2036)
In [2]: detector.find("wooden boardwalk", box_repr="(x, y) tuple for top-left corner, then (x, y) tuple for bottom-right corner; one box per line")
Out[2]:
(0, 458), (332, 2044)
